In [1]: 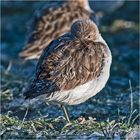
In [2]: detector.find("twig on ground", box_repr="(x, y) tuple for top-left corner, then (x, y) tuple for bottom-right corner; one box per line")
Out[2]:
(5, 61), (12, 74)
(129, 80), (133, 113)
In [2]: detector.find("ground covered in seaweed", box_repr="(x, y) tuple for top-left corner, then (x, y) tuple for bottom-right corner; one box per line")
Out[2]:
(1, 1), (139, 139)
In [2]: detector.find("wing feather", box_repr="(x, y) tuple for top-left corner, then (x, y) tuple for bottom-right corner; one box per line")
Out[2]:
(35, 35), (106, 92)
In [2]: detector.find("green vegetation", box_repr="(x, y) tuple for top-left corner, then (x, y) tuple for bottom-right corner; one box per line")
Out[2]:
(1, 113), (139, 139)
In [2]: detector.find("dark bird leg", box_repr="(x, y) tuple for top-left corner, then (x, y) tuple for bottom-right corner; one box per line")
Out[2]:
(61, 104), (70, 123)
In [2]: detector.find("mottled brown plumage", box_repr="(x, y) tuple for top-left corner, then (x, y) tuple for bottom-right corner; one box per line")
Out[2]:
(23, 19), (112, 123)
(36, 37), (106, 91)
(23, 19), (111, 102)
(19, 0), (97, 60)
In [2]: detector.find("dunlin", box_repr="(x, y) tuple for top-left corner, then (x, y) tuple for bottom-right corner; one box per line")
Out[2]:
(23, 19), (112, 123)
(19, 0), (97, 60)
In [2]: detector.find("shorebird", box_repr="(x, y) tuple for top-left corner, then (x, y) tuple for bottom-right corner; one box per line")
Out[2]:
(19, 0), (98, 60)
(23, 19), (112, 123)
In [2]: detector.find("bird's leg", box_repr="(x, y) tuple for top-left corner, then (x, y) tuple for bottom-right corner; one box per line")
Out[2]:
(61, 104), (70, 123)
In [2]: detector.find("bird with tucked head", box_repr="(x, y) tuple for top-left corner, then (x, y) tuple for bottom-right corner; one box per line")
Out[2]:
(23, 19), (112, 123)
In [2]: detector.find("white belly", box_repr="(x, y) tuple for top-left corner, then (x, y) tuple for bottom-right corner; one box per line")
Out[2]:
(47, 52), (112, 105)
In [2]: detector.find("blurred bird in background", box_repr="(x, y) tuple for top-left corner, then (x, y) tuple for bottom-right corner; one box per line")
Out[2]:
(19, 0), (98, 60)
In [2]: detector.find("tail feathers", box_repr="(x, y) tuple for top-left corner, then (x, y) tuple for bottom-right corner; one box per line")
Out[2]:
(23, 88), (37, 100)
(23, 81), (59, 100)
(23, 87), (46, 100)
(19, 50), (40, 60)
(19, 43), (41, 60)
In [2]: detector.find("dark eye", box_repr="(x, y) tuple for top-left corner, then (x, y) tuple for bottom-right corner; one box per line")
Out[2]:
(88, 35), (91, 39)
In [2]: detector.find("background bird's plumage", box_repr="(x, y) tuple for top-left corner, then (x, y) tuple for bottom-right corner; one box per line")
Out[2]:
(19, 0), (96, 59)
